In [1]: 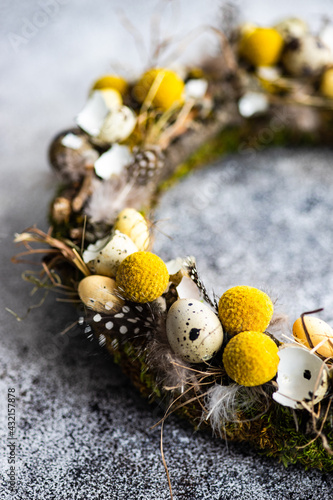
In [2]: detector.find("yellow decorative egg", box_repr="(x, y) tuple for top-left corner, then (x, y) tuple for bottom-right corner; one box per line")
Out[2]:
(116, 251), (169, 303)
(133, 68), (185, 110)
(320, 68), (333, 98)
(114, 208), (150, 251)
(293, 316), (333, 359)
(239, 27), (284, 67)
(218, 286), (274, 336)
(78, 275), (124, 314)
(223, 331), (279, 386)
(91, 74), (128, 95)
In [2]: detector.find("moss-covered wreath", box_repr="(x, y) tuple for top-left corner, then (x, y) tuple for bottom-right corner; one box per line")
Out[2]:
(13, 14), (333, 491)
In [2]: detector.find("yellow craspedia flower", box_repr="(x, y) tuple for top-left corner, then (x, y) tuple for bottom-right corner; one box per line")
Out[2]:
(91, 74), (128, 95)
(133, 68), (185, 110)
(218, 286), (274, 336)
(239, 27), (284, 67)
(223, 331), (279, 386)
(116, 251), (169, 303)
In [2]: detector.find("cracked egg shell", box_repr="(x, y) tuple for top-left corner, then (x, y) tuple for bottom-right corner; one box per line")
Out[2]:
(78, 275), (124, 314)
(293, 315), (333, 359)
(273, 344), (329, 409)
(166, 299), (223, 364)
(88, 230), (138, 278)
(95, 105), (137, 145)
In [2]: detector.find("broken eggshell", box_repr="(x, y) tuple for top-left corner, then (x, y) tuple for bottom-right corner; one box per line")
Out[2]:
(78, 274), (125, 314)
(95, 105), (137, 145)
(238, 92), (269, 118)
(76, 89), (123, 137)
(87, 230), (138, 278)
(166, 298), (223, 364)
(94, 144), (133, 180)
(166, 257), (201, 300)
(273, 344), (329, 409)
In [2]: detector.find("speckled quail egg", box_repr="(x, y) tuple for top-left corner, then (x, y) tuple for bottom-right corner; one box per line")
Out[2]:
(282, 34), (333, 77)
(272, 344), (329, 409)
(293, 315), (333, 359)
(166, 299), (224, 363)
(48, 128), (99, 182)
(78, 275), (125, 314)
(274, 17), (308, 41)
(114, 208), (150, 251)
(88, 230), (138, 278)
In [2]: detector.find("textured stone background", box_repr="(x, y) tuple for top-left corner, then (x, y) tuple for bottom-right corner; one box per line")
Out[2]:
(1, 1), (333, 499)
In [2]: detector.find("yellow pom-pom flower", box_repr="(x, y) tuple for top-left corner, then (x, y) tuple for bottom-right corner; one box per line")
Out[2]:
(218, 286), (274, 336)
(223, 331), (279, 386)
(239, 27), (284, 67)
(116, 251), (169, 303)
(133, 68), (185, 110)
(91, 74), (128, 95)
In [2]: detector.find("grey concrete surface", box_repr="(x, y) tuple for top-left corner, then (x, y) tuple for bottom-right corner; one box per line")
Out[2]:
(1, 1), (333, 499)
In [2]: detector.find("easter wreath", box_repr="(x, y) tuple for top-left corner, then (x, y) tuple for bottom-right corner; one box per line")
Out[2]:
(13, 13), (333, 492)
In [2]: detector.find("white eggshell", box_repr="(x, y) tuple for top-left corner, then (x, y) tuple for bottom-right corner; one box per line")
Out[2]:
(82, 235), (111, 264)
(89, 230), (138, 277)
(94, 144), (133, 180)
(273, 344), (329, 409)
(166, 257), (184, 275)
(319, 24), (333, 54)
(97, 105), (137, 143)
(238, 91), (269, 118)
(166, 298), (223, 363)
(78, 275), (124, 314)
(282, 34), (333, 77)
(176, 276), (201, 301)
(76, 90), (122, 137)
(185, 79), (208, 99)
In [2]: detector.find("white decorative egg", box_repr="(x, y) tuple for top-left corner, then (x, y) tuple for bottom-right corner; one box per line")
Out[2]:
(166, 299), (223, 363)
(89, 230), (138, 277)
(273, 344), (329, 409)
(282, 34), (333, 77)
(78, 275), (124, 314)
